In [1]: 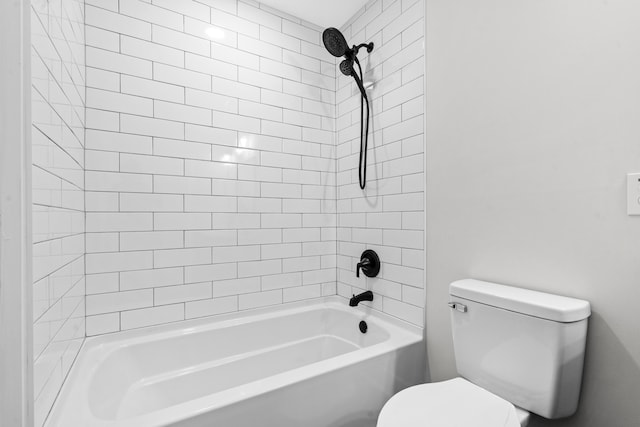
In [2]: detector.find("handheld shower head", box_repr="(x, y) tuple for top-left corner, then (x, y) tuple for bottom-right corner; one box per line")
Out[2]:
(323, 27), (374, 190)
(339, 59), (353, 76)
(322, 28), (350, 58)
(340, 59), (367, 99)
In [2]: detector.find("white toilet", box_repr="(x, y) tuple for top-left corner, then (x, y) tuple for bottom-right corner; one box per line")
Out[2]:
(377, 279), (591, 427)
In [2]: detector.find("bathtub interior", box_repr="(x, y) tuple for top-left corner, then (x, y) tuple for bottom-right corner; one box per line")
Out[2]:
(85, 304), (394, 421)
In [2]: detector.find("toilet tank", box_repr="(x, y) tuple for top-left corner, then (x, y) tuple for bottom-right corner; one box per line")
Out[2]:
(449, 279), (591, 419)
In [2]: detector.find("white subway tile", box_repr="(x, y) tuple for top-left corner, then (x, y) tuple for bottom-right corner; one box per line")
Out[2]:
(211, 277), (260, 297)
(238, 288), (283, 310)
(154, 247), (211, 268)
(239, 100), (282, 122)
(186, 263), (237, 285)
(282, 20), (318, 44)
(211, 76), (260, 102)
(212, 213), (260, 229)
(86, 313), (120, 335)
(212, 245), (260, 263)
(121, 304), (185, 330)
(154, 282), (212, 305)
(86, 5), (151, 39)
(186, 295), (238, 319)
(86, 171), (152, 193)
(86, 129), (152, 155)
(283, 285), (321, 302)
(86, 273), (119, 295)
(86, 192), (119, 212)
(120, 267), (184, 290)
(154, 100), (212, 126)
(153, 25), (210, 56)
(120, 153), (184, 176)
(154, 63), (211, 91)
(185, 195), (237, 212)
(86, 47), (152, 78)
(238, 165), (282, 182)
(120, 193), (183, 213)
(120, 231), (183, 251)
(185, 230), (237, 247)
(212, 110), (261, 133)
(261, 243), (301, 260)
(238, 229), (281, 245)
(185, 53), (237, 81)
(154, 138), (211, 161)
(120, 0), (184, 30)
(154, 175), (211, 195)
(86, 289), (152, 315)
(185, 159), (237, 180)
(212, 178), (260, 196)
(261, 89), (302, 110)
(185, 123), (237, 146)
(120, 114), (185, 139)
(238, 2), (281, 31)
(87, 213), (153, 232)
(238, 68), (282, 91)
(85, 233), (118, 254)
(282, 256), (320, 272)
(186, 88), (237, 114)
(153, 0), (210, 20)
(238, 34), (281, 61)
(210, 9), (259, 38)
(85, 150), (119, 172)
(121, 36), (184, 67)
(237, 197), (281, 213)
(261, 272), (301, 290)
(154, 213), (211, 230)
(261, 27), (300, 52)
(211, 42), (259, 70)
(86, 26), (119, 51)
(86, 108), (119, 131)
(87, 67), (120, 92)
(238, 259), (281, 278)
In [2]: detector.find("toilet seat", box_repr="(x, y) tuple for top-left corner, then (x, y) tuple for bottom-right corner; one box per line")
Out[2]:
(376, 378), (524, 427)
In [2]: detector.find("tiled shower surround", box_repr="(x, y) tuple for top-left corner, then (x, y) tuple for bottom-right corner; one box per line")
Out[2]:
(31, 0), (86, 425)
(83, 0), (424, 332)
(33, 0), (423, 422)
(83, 0), (339, 334)
(336, 0), (425, 325)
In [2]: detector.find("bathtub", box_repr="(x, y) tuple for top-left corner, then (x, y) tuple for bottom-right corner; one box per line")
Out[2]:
(46, 297), (424, 427)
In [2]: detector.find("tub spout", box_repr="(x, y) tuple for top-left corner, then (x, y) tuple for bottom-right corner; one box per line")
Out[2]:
(349, 290), (373, 307)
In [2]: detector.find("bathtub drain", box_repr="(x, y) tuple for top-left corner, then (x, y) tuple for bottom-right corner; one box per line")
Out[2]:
(359, 321), (368, 334)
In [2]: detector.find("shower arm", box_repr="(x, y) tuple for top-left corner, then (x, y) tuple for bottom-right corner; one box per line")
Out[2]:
(353, 42), (374, 55)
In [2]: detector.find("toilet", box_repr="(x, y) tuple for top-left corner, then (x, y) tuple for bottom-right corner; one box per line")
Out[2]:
(377, 279), (591, 427)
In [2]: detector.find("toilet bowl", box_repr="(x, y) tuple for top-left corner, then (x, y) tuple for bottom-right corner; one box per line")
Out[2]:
(377, 378), (529, 427)
(376, 279), (590, 427)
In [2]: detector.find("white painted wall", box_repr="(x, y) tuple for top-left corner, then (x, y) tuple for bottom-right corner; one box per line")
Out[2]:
(1, 1), (33, 425)
(426, 0), (640, 425)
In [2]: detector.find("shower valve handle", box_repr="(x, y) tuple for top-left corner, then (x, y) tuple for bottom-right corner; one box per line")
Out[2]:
(356, 250), (380, 278)
(356, 259), (370, 278)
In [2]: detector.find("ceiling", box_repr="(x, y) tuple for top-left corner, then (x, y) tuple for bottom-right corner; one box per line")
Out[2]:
(257, 0), (369, 29)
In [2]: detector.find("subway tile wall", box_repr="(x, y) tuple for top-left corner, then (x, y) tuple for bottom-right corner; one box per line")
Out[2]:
(83, 0), (338, 335)
(336, 0), (425, 325)
(31, 0), (86, 425)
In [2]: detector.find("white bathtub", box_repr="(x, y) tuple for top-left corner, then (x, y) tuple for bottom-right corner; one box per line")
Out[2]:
(46, 297), (424, 427)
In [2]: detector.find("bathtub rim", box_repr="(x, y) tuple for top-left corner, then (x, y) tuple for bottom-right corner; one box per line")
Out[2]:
(90, 295), (422, 346)
(46, 295), (424, 427)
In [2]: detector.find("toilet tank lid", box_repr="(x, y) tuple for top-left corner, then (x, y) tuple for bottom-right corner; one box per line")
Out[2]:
(450, 279), (591, 323)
